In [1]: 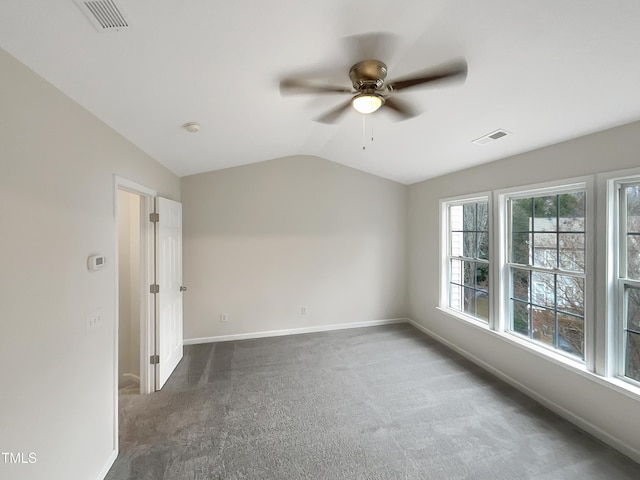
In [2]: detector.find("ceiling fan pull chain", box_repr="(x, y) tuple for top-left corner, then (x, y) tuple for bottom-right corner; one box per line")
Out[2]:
(371, 115), (374, 143)
(362, 114), (366, 150)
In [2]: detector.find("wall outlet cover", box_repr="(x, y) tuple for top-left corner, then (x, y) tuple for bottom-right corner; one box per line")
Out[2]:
(86, 309), (102, 334)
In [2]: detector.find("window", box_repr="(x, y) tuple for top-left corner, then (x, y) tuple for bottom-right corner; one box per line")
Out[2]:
(616, 182), (640, 384)
(438, 174), (640, 395)
(506, 188), (586, 360)
(444, 198), (490, 321)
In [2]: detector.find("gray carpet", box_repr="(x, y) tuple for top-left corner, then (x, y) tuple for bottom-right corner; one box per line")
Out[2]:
(106, 324), (640, 479)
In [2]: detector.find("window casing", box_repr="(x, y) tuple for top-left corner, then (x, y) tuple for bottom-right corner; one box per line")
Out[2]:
(438, 175), (640, 394)
(444, 198), (490, 322)
(615, 182), (640, 385)
(505, 187), (587, 361)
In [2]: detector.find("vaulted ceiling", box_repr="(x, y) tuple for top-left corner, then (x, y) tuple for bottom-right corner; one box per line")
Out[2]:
(2, 1), (640, 184)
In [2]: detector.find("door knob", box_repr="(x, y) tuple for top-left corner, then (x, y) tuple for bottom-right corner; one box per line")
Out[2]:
(180, 286), (187, 292)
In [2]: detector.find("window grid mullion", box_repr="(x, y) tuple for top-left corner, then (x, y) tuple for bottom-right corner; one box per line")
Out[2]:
(621, 278), (640, 289)
(528, 269), (533, 339)
(449, 255), (489, 263)
(618, 185), (630, 382)
(530, 198), (535, 267)
(445, 199), (490, 322)
(554, 273), (559, 349)
(619, 186), (628, 279)
(556, 195), (560, 270)
(506, 190), (586, 361)
(506, 261), (585, 278)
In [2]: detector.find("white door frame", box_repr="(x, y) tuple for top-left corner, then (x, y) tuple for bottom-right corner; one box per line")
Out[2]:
(113, 176), (157, 450)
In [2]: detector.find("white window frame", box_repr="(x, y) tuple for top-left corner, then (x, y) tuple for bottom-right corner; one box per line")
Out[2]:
(437, 173), (640, 398)
(496, 177), (594, 369)
(602, 168), (640, 388)
(439, 192), (492, 327)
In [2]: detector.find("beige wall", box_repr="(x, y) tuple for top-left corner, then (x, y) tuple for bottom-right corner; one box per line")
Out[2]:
(181, 155), (408, 340)
(408, 120), (640, 461)
(0, 48), (180, 480)
(4, 35), (640, 478)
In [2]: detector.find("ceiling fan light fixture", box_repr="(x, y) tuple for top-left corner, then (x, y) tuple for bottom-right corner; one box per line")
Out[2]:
(352, 93), (384, 114)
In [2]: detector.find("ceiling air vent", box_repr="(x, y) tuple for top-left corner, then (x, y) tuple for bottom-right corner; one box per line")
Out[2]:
(75, 0), (131, 32)
(472, 129), (511, 146)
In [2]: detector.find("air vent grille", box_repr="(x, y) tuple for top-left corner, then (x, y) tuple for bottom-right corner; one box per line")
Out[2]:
(472, 129), (511, 145)
(75, 0), (130, 32)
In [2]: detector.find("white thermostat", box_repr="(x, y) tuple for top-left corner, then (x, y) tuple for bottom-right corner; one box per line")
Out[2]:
(87, 254), (106, 271)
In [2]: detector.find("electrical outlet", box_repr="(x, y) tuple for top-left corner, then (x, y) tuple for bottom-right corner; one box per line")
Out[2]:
(220, 313), (228, 323)
(301, 307), (307, 316)
(86, 309), (102, 334)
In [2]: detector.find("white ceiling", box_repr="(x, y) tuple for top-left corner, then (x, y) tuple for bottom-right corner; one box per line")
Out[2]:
(2, 1), (640, 184)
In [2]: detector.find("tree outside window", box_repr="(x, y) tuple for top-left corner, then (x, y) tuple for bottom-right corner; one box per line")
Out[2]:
(620, 184), (640, 382)
(509, 191), (586, 359)
(448, 200), (489, 321)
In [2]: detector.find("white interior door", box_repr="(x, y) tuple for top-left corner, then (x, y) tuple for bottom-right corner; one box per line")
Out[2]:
(155, 197), (184, 389)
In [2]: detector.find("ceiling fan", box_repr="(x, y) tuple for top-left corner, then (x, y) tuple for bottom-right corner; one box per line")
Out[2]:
(279, 32), (468, 124)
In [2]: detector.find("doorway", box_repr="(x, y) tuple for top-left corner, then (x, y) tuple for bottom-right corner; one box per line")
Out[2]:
(114, 177), (157, 399)
(112, 177), (184, 462)
(117, 190), (142, 395)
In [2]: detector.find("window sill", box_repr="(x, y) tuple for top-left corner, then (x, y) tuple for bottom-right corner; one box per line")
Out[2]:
(495, 332), (640, 400)
(493, 329), (586, 370)
(436, 306), (640, 403)
(600, 375), (640, 401)
(436, 307), (491, 331)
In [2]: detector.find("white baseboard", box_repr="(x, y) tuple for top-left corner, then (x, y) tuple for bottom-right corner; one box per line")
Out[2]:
(119, 372), (140, 384)
(97, 448), (118, 480)
(407, 319), (640, 465)
(183, 318), (409, 345)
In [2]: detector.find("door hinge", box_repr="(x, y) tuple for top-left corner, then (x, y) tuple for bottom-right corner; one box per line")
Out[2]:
(150, 284), (160, 294)
(149, 212), (159, 223)
(150, 354), (160, 365)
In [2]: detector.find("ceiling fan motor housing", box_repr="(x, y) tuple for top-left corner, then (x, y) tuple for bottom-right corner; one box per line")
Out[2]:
(279, 37), (467, 123)
(349, 60), (388, 91)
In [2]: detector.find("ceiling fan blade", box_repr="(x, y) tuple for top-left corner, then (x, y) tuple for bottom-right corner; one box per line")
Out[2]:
(343, 32), (399, 63)
(382, 97), (418, 120)
(280, 78), (352, 96)
(314, 100), (353, 124)
(388, 60), (467, 92)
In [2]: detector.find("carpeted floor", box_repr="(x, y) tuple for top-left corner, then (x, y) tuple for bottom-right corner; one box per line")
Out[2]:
(106, 323), (640, 479)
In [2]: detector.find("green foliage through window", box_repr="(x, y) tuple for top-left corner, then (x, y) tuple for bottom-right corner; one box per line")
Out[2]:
(508, 191), (586, 360)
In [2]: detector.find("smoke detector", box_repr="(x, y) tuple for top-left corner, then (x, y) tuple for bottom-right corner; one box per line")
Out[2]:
(472, 129), (511, 145)
(183, 122), (201, 133)
(75, 0), (131, 32)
